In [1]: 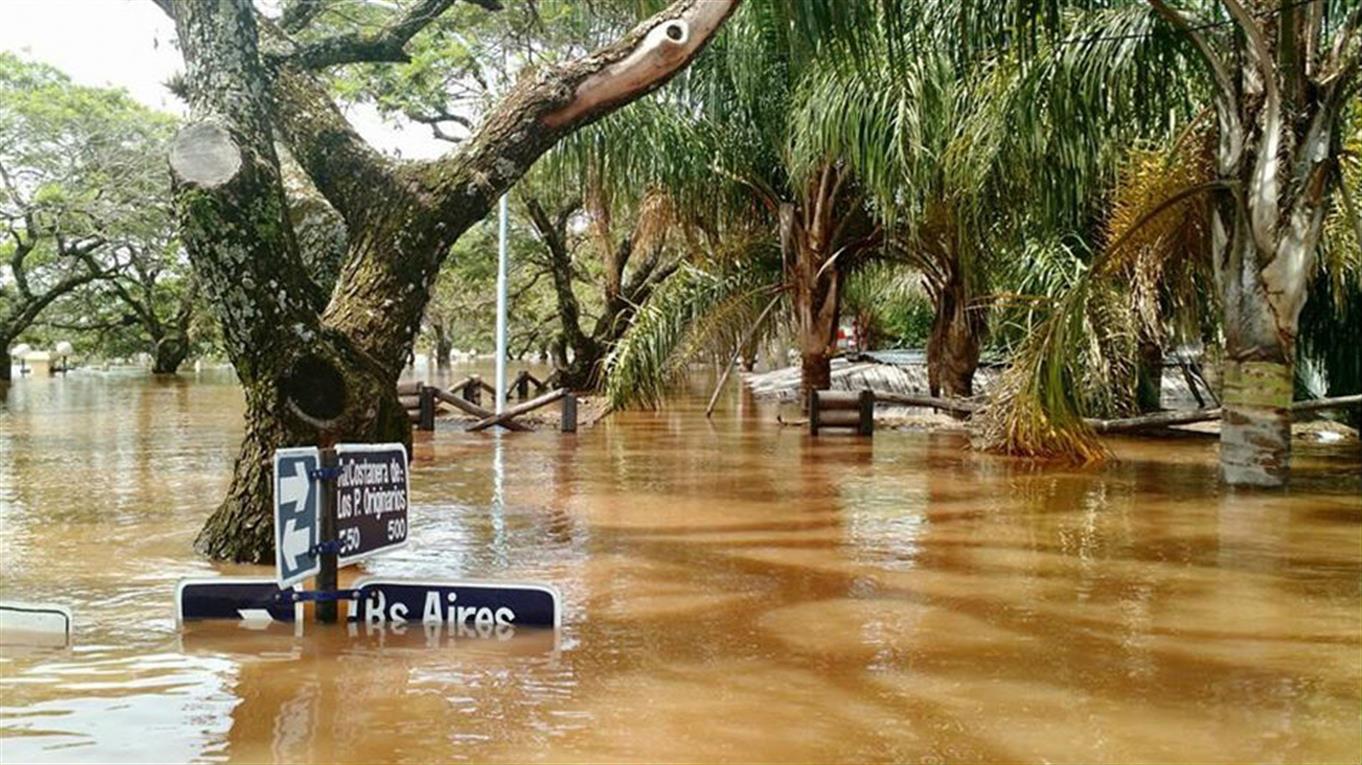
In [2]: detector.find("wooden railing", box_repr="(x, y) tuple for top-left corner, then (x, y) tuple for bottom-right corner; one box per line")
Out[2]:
(399, 374), (578, 433)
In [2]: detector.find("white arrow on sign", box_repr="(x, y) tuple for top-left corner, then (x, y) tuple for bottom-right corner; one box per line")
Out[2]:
(280, 518), (311, 573)
(279, 460), (311, 512)
(236, 608), (276, 623)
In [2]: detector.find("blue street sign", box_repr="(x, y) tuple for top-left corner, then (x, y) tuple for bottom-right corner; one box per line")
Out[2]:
(175, 578), (301, 623)
(347, 578), (561, 630)
(274, 447), (321, 587)
(334, 444), (409, 566)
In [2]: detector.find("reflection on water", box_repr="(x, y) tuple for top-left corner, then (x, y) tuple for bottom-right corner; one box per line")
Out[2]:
(2, 367), (1360, 763)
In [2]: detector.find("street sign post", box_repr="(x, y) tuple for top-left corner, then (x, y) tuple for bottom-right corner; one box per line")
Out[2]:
(335, 443), (409, 566)
(274, 447), (321, 588)
(176, 578), (301, 624)
(348, 578), (561, 630)
(178, 442), (563, 636)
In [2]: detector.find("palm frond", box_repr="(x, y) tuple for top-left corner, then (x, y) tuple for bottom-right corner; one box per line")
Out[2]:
(602, 256), (782, 409)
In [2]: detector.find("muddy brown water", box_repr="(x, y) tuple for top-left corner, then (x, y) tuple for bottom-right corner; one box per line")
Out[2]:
(2, 367), (1359, 763)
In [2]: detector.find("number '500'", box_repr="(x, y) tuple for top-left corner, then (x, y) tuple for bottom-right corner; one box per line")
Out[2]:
(386, 518), (406, 541)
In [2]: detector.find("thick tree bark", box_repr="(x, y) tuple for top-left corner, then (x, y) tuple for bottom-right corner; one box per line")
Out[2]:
(169, 0), (412, 561)
(1, 331), (13, 382)
(163, 0), (740, 561)
(146, 282), (197, 375)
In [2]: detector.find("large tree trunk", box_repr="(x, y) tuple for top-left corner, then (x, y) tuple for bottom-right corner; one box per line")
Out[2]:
(152, 333), (190, 375)
(433, 324), (452, 371)
(925, 269), (981, 399)
(163, 0), (740, 561)
(197, 364), (409, 561)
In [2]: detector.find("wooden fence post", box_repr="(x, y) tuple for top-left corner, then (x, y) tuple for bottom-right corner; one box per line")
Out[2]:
(858, 389), (875, 436)
(418, 385), (436, 432)
(463, 376), (482, 407)
(561, 393), (578, 433)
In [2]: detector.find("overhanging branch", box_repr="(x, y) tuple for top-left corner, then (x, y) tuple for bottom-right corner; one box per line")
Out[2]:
(287, 0), (503, 70)
(429, 0), (741, 211)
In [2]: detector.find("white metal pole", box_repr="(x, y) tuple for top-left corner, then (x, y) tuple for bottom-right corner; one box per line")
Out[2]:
(494, 193), (509, 416)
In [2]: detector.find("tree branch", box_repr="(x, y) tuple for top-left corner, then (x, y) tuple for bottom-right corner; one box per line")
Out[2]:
(279, 0), (326, 33)
(524, 193), (589, 349)
(286, 0), (503, 70)
(262, 29), (403, 227)
(427, 0), (741, 214)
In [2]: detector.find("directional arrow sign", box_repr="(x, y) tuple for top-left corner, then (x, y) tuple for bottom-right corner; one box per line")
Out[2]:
(334, 443), (409, 566)
(274, 447), (321, 588)
(176, 578), (301, 623)
(347, 578), (560, 630)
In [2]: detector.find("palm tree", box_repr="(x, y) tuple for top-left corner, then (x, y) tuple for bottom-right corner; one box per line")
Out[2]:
(571, 0), (892, 406)
(939, 0), (1361, 486)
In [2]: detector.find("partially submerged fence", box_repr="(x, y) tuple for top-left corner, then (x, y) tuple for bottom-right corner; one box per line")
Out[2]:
(400, 375), (577, 433)
(807, 389), (1361, 438)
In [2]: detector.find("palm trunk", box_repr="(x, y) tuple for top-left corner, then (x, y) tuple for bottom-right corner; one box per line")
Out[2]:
(793, 247), (841, 404)
(1147, 1), (1360, 487)
(1219, 228), (1299, 488)
(799, 342), (833, 395)
(925, 271), (981, 399)
(1135, 336), (1163, 413)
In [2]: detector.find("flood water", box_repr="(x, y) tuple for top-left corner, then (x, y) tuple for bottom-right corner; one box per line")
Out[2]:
(2, 368), (1360, 763)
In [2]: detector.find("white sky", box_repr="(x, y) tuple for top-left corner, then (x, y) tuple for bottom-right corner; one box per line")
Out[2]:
(0, 0), (449, 159)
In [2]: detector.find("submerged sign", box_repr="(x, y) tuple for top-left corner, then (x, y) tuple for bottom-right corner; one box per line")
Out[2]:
(176, 578), (300, 623)
(274, 447), (321, 587)
(0, 602), (72, 646)
(335, 443), (409, 565)
(348, 579), (560, 630)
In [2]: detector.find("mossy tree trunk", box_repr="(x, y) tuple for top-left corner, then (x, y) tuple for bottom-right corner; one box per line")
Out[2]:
(1153, 1), (1360, 487)
(162, 0), (740, 561)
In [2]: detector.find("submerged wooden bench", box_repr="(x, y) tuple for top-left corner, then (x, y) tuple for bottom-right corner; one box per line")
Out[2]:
(810, 389), (874, 436)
